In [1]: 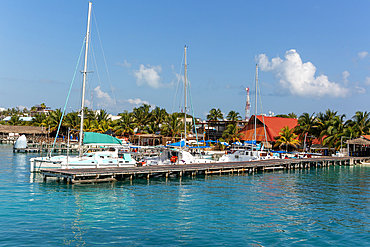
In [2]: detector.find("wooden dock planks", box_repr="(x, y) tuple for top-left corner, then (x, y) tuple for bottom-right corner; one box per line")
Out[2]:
(40, 156), (369, 184)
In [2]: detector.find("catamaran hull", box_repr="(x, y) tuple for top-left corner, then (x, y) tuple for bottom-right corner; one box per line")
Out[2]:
(30, 157), (136, 172)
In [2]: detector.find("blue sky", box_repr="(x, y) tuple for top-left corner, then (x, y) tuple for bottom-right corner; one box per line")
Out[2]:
(1, 0), (370, 120)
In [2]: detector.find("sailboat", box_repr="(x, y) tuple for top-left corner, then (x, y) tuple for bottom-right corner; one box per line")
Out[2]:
(218, 64), (278, 162)
(30, 2), (136, 172)
(145, 46), (214, 165)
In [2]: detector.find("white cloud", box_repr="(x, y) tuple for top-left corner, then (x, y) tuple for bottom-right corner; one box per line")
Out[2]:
(343, 71), (350, 85)
(92, 86), (115, 109)
(84, 99), (92, 109)
(133, 64), (174, 89)
(356, 86), (366, 94)
(365, 77), (370, 85)
(358, 51), (369, 59)
(125, 98), (150, 107)
(115, 60), (131, 68)
(256, 49), (350, 98)
(133, 64), (163, 89)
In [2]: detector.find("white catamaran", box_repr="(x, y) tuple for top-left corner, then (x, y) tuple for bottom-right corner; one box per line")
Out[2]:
(30, 2), (136, 172)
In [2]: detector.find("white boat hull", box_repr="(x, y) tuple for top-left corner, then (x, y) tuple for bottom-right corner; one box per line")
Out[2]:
(30, 151), (136, 172)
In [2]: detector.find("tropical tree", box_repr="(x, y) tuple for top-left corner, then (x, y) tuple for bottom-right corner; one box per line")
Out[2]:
(150, 106), (168, 126)
(275, 112), (297, 118)
(96, 109), (110, 122)
(31, 113), (47, 127)
(113, 111), (135, 136)
(294, 112), (318, 146)
(226, 110), (242, 121)
(222, 123), (242, 143)
(47, 108), (64, 133)
(162, 113), (183, 137)
(64, 111), (80, 134)
(96, 119), (113, 134)
(347, 111), (370, 136)
(7, 115), (22, 126)
(321, 114), (346, 150)
(207, 108), (223, 121)
(274, 126), (300, 152)
(83, 118), (99, 132)
(84, 108), (96, 121)
(21, 107), (29, 116)
(133, 104), (151, 133)
(144, 122), (161, 134)
(288, 112), (297, 119)
(315, 109), (339, 138)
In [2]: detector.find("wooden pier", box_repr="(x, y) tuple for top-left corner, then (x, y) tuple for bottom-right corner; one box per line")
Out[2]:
(40, 156), (369, 184)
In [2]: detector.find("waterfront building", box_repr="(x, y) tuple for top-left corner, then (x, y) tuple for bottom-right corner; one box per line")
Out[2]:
(238, 115), (298, 145)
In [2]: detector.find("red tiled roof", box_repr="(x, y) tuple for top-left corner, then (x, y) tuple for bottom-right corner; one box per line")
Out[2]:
(239, 115), (298, 142)
(362, 135), (370, 140)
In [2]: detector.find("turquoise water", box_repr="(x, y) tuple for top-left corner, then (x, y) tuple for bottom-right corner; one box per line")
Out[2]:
(1, 144), (370, 246)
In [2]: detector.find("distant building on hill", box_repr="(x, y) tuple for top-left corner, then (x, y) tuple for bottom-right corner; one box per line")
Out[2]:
(30, 105), (53, 116)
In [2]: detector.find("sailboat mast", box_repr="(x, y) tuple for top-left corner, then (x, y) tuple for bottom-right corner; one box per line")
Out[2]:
(253, 64), (258, 143)
(79, 1), (92, 157)
(184, 45), (187, 147)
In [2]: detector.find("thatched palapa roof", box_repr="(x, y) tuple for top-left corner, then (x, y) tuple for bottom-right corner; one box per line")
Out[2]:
(0, 125), (47, 135)
(347, 136), (370, 145)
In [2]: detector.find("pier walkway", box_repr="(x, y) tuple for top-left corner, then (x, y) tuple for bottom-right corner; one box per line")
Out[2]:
(40, 156), (369, 184)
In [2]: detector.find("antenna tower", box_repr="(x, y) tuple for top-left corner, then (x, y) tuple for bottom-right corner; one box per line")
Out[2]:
(245, 87), (251, 120)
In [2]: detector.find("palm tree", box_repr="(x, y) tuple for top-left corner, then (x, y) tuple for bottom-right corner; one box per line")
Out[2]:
(275, 112), (297, 118)
(47, 108), (64, 133)
(207, 108), (223, 121)
(348, 111), (370, 136)
(96, 119), (113, 134)
(222, 123), (242, 143)
(84, 108), (96, 121)
(31, 113), (47, 127)
(226, 110), (242, 121)
(7, 115), (22, 126)
(150, 106), (168, 126)
(288, 112), (297, 119)
(315, 109), (339, 138)
(162, 113), (183, 137)
(64, 111), (80, 134)
(96, 109), (110, 122)
(113, 111), (135, 136)
(133, 104), (151, 133)
(294, 112), (318, 146)
(144, 122), (161, 134)
(321, 114), (346, 150)
(274, 126), (300, 152)
(83, 118), (99, 132)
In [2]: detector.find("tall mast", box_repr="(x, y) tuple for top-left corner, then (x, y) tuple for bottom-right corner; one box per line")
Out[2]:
(184, 45), (187, 147)
(253, 64), (258, 143)
(245, 87), (250, 120)
(79, 2), (92, 157)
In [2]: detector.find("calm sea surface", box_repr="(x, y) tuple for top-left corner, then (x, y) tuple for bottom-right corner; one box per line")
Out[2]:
(0, 144), (370, 246)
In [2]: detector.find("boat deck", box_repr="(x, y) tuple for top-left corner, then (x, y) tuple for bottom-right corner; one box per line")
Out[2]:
(40, 156), (369, 184)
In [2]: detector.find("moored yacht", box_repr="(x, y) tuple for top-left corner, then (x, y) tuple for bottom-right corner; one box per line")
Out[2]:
(29, 3), (137, 172)
(30, 132), (136, 172)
